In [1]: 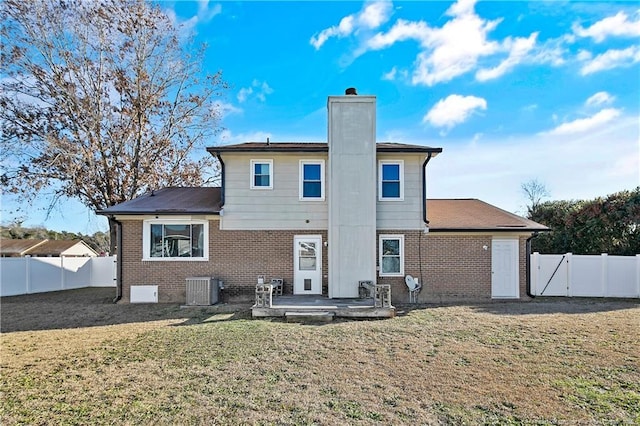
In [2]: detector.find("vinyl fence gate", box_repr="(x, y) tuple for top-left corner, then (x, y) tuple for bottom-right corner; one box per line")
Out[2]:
(530, 253), (640, 298)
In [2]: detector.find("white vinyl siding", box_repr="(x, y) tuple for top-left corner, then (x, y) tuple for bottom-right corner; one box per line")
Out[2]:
(221, 153), (328, 230)
(221, 152), (428, 231)
(376, 155), (424, 230)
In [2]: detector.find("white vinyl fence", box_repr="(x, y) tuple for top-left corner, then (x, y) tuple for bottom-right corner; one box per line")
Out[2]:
(530, 253), (640, 298)
(0, 256), (116, 297)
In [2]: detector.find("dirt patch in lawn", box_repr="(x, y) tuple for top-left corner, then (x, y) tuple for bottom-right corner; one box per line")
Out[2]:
(1, 289), (638, 425)
(0, 287), (249, 333)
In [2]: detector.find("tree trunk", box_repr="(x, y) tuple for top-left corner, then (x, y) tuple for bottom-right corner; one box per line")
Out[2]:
(108, 217), (119, 256)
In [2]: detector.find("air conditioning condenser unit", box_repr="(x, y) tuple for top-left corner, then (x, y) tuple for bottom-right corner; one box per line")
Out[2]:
(186, 277), (219, 306)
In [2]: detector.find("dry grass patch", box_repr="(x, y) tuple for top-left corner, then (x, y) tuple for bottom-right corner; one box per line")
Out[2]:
(1, 288), (639, 425)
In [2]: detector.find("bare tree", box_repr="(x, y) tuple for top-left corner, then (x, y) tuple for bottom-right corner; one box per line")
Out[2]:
(521, 178), (550, 217)
(1, 0), (227, 253)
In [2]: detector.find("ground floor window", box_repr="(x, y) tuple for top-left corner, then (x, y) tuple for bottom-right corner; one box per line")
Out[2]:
(143, 219), (208, 260)
(379, 234), (404, 276)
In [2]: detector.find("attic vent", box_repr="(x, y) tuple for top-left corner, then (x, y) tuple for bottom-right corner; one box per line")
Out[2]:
(345, 87), (357, 95)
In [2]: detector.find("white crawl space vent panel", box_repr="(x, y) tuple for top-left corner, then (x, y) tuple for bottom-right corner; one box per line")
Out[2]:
(130, 285), (158, 303)
(186, 277), (219, 306)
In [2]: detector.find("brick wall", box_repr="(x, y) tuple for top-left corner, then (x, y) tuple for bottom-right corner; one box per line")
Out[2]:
(377, 231), (531, 304)
(120, 220), (327, 303)
(120, 220), (531, 304)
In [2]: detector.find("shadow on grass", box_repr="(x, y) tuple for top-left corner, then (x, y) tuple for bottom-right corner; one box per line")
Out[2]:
(394, 297), (639, 317)
(0, 287), (252, 333)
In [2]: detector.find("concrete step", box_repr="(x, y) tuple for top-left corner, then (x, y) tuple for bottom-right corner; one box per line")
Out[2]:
(285, 311), (335, 323)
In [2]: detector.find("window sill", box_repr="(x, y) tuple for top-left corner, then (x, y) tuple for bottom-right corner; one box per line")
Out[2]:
(142, 257), (209, 262)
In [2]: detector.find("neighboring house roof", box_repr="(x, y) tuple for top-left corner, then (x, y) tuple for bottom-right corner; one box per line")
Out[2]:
(0, 239), (47, 257)
(0, 239), (98, 257)
(24, 240), (98, 257)
(426, 199), (549, 232)
(98, 187), (222, 215)
(207, 141), (442, 154)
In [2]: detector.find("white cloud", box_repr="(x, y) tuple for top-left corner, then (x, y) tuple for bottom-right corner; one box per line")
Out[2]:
(211, 101), (242, 119)
(367, 19), (430, 50)
(237, 87), (252, 103)
(426, 115), (639, 215)
(310, 1), (393, 49)
(411, 2), (502, 86)
(382, 66), (397, 81)
(237, 80), (274, 103)
(576, 49), (592, 61)
(579, 45), (640, 75)
(361, 0), (539, 86)
(196, 1), (222, 23)
(359, 1), (393, 28)
(572, 11), (640, 42)
(165, 1), (222, 36)
(585, 91), (615, 107)
(541, 108), (621, 136)
(219, 129), (273, 144)
(313, 0), (556, 85)
(476, 33), (538, 81)
(423, 94), (487, 130)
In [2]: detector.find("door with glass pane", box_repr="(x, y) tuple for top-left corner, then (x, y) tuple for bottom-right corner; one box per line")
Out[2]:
(293, 236), (322, 294)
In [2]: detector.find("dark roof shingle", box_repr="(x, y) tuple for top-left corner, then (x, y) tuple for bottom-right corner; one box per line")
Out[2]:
(99, 187), (222, 215)
(207, 141), (442, 154)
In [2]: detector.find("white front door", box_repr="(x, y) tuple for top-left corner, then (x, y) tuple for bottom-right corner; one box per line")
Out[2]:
(491, 238), (519, 298)
(293, 236), (322, 295)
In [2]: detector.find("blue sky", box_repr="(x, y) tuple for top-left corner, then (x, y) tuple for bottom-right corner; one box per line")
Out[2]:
(3, 0), (639, 234)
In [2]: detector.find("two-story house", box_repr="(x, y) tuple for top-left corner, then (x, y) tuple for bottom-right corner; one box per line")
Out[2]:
(100, 91), (547, 308)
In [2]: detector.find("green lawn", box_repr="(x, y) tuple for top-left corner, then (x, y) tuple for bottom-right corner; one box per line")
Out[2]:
(1, 288), (639, 425)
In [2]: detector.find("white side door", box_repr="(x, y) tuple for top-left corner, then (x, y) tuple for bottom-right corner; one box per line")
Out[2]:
(491, 238), (519, 298)
(293, 236), (322, 295)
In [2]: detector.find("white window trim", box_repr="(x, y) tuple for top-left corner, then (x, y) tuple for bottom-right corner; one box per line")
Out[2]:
(250, 159), (273, 190)
(378, 160), (404, 201)
(142, 218), (209, 261)
(299, 160), (325, 201)
(378, 234), (404, 277)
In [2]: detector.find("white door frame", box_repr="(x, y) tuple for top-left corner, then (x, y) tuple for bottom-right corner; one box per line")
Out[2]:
(293, 235), (322, 295)
(491, 238), (519, 299)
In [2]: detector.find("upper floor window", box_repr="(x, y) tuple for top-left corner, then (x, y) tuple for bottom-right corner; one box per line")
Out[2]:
(143, 219), (209, 261)
(250, 159), (273, 189)
(300, 160), (325, 200)
(379, 160), (404, 201)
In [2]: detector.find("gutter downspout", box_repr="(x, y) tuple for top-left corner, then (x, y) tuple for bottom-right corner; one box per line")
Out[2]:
(422, 152), (433, 226)
(526, 232), (539, 298)
(214, 152), (225, 208)
(418, 152), (434, 301)
(110, 215), (123, 303)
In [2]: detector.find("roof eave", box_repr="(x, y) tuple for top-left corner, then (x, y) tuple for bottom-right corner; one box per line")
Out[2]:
(97, 210), (221, 216)
(377, 147), (443, 154)
(429, 227), (550, 233)
(207, 146), (328, 153)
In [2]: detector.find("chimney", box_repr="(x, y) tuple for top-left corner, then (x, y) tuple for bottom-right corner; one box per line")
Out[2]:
(327, 90), (376, 298)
